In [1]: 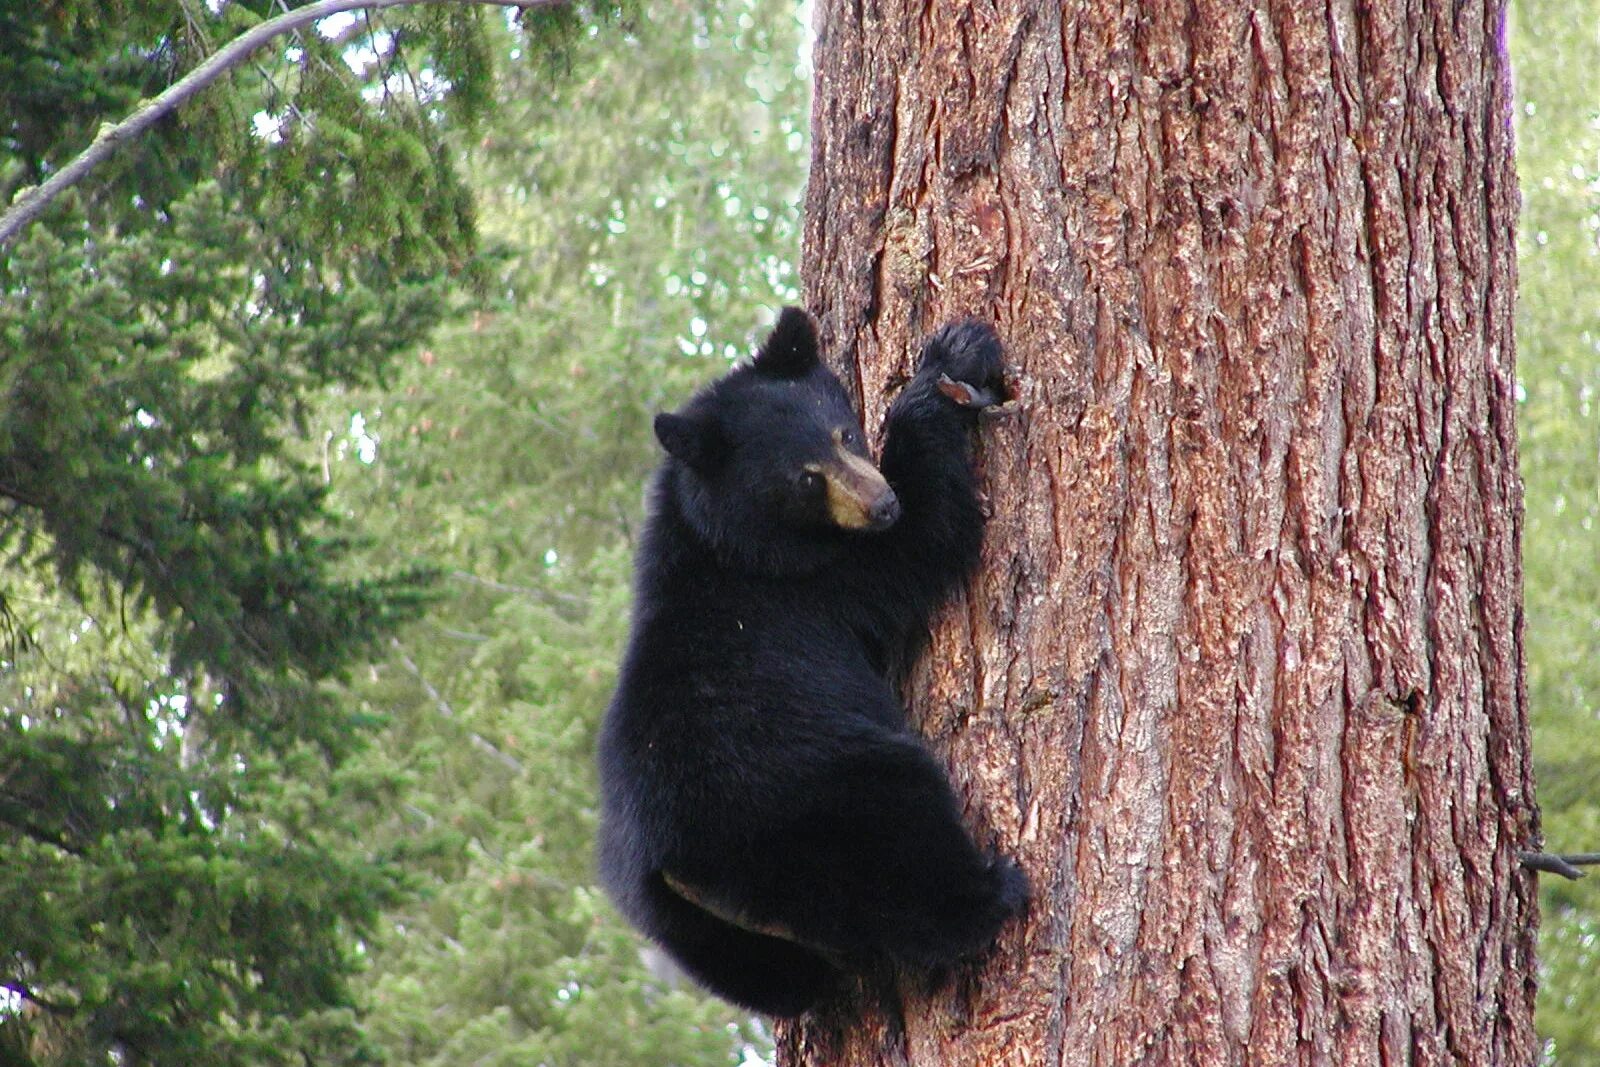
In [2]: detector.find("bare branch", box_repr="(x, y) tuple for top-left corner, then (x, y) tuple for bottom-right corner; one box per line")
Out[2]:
(390, 637), (524, 774)
(447, 569), (587, 612)
(1, 981), (78, 1015)
(1517, 850), (1600, 880)
(0, 0), (567, 247)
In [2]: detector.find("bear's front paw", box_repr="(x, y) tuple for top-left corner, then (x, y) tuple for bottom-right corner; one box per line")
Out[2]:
(920, 319), (1006, 410)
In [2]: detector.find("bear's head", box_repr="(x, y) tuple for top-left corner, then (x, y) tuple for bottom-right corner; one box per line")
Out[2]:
(652, 308), (899, 571)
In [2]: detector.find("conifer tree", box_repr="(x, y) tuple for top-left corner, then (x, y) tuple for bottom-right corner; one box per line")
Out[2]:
(784, 0), (1535, 1061)
(321, 3), (807, 1061)
(0, 3), (616, 1062)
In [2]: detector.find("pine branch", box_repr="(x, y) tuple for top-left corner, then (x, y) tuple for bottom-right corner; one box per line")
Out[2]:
(0, 806), (85, 857)
(1, 981), (78, 1016)
(0, 0), (569, 247)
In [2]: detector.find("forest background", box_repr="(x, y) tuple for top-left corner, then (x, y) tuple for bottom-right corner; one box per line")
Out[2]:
(0, 0), (1596, 1064)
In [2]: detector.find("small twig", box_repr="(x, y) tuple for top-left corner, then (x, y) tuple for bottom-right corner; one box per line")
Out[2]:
(1517, 850), (1600, 880)
(390, 637), (523, 773)
(0, 0), (569, 247)
(447, 569), (586, 610)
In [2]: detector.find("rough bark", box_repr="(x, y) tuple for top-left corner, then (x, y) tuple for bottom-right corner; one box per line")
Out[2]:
(782, 0), (1538, 1064)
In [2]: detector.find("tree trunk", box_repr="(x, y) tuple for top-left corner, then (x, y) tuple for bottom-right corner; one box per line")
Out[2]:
(783, 0), (1539, 1063)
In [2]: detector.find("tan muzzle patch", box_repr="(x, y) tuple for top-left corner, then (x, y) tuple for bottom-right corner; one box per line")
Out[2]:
(817, 445), (898, 531)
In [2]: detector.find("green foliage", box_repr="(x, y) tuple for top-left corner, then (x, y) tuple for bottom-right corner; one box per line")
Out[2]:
(1510, 0), (1600, 1061)
(0, 2), (623, 1063)
(317, 2), (808, 1061)
(0, 4), (189, 199)
(2, 183), (442, 737)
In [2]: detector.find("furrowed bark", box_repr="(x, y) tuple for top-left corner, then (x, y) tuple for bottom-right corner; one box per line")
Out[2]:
(782, 0), (1538, 1063)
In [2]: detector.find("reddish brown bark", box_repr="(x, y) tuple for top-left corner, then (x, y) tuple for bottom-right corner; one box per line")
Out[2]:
(782, 0), (1538, 1063)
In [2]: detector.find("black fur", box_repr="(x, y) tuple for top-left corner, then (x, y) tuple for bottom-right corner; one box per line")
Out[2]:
(596, 310), (1027, 1017)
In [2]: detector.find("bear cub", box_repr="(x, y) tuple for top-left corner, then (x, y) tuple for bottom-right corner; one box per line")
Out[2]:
(596, 308), (1027, 1017)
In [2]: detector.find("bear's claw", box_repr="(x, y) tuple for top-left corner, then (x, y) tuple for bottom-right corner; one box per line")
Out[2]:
(936, 373), (1002, 409)
(922, 320), (1006, 408)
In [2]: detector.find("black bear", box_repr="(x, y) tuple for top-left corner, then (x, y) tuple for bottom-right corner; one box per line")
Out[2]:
(596, 308), (1026, 1017)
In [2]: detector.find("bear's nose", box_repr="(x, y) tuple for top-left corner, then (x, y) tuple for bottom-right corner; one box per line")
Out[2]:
(866, 490), (901, 531)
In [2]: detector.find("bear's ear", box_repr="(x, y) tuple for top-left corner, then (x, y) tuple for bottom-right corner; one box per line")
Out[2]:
(751, 307), (820, 378)
(654, 411), (727, 471)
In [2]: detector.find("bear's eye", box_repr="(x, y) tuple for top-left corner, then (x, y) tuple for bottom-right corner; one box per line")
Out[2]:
(839, 427), (859, 447)
(799, 469), (824, 493)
